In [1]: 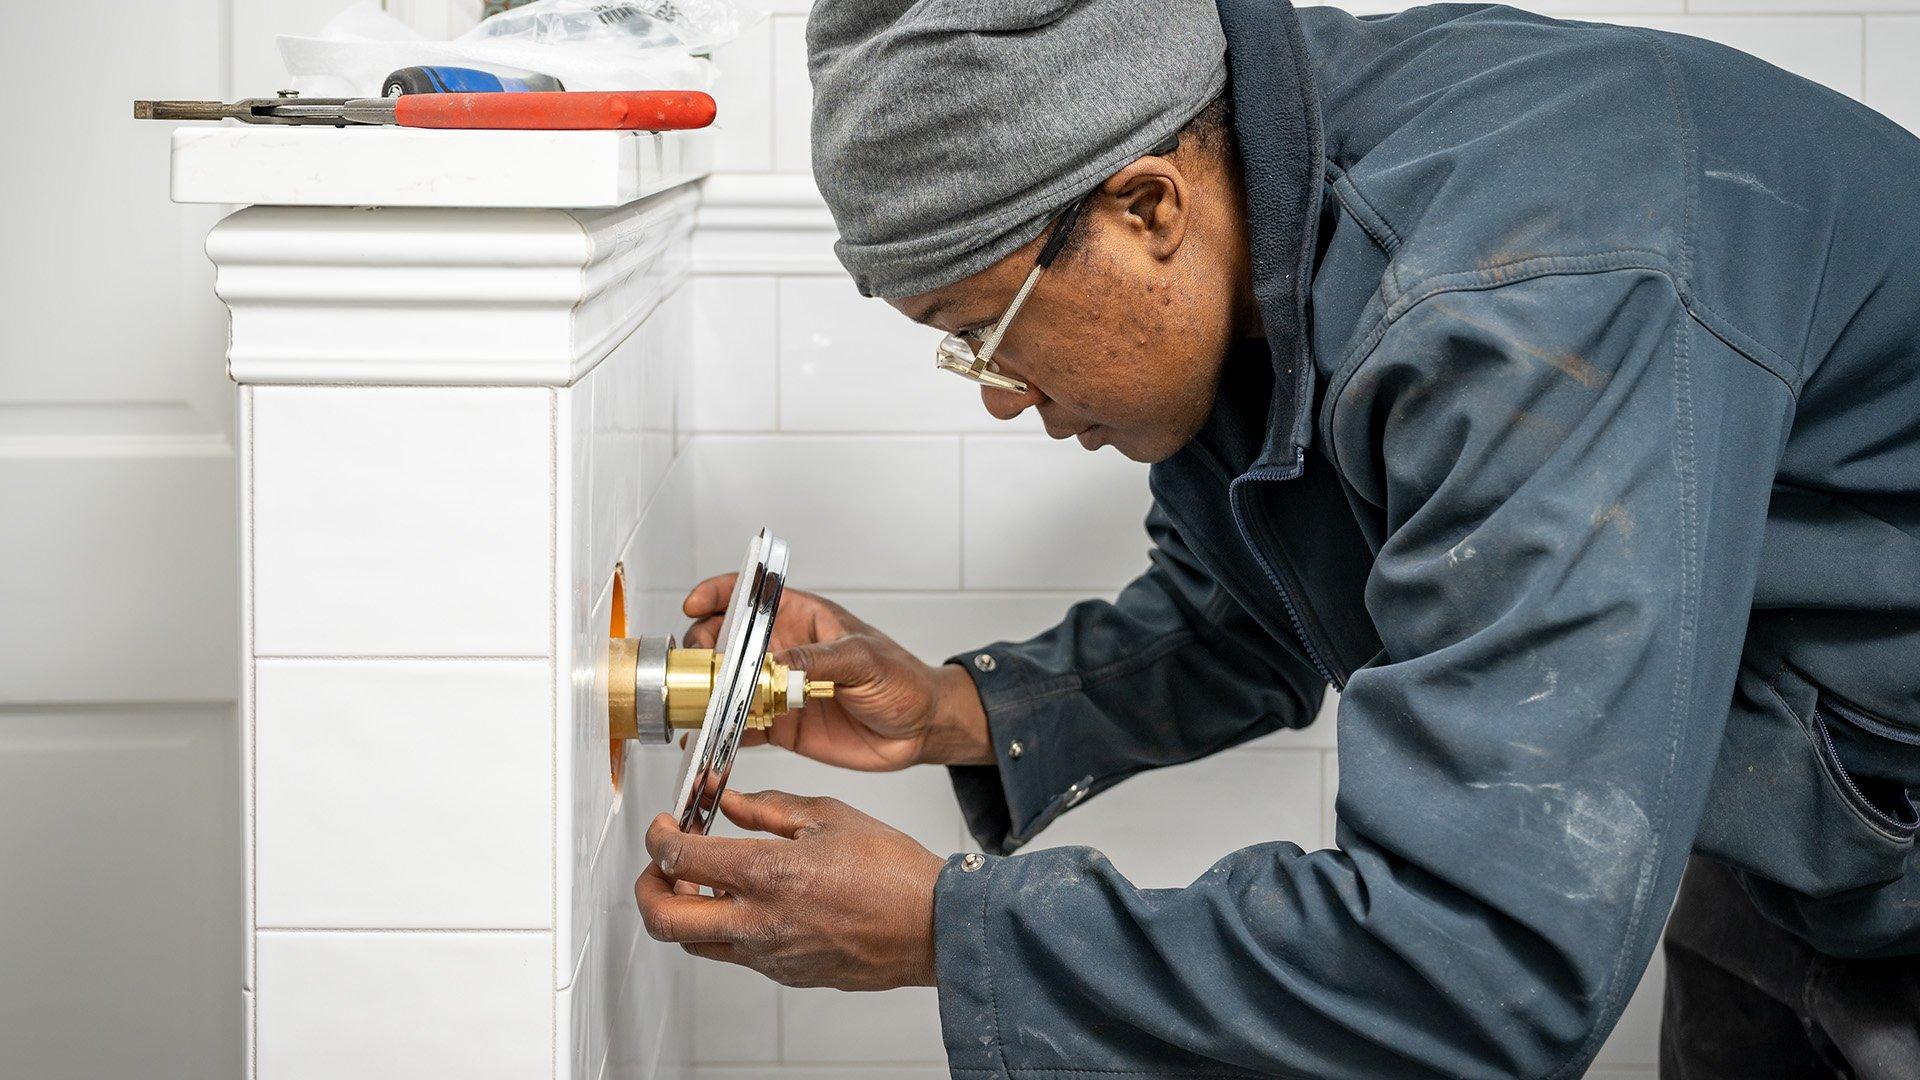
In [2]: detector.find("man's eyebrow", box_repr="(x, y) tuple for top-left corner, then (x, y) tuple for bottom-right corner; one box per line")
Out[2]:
(914, 299), (953, 327)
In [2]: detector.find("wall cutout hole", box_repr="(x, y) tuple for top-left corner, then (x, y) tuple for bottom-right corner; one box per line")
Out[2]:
(609, 562), (628, 792)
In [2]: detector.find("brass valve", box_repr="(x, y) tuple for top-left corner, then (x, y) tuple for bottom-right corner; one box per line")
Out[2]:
(608, 634), (834, 744)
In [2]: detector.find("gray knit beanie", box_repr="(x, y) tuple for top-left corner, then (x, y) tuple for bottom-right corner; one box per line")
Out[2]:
(807, 0), (1229, 298)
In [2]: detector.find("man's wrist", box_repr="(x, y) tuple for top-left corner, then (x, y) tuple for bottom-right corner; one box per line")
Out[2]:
(920, 662), (994, 767)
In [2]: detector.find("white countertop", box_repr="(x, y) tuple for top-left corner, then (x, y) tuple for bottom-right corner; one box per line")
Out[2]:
(170, 125), (712, 208)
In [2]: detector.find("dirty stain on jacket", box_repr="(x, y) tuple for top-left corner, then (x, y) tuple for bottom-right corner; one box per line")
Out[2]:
(930, 2), (1920, 1078)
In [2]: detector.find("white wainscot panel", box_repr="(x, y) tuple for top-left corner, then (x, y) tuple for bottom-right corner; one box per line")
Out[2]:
(250, 386), (553, 658)
(962, 436), (1153, 591)
(255, 930), (553, 1079)
(253, 659), (553, 929)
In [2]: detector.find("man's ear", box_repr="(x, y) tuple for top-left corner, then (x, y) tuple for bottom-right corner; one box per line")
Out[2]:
(1098, 156), (1188, 261)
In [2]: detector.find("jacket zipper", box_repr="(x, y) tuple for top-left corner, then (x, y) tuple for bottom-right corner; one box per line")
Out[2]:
(1819, 693), (1920, 746)
(1229, 470), (1348, 690)
(1810, 705), (1920, 837)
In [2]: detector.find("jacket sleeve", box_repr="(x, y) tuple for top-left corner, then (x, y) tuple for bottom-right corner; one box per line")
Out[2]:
(931, 268), (1795, 1079)
(945, 502), (1329, 855)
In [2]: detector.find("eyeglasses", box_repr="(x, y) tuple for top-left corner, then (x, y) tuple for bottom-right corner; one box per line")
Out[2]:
(931, 133), (1179, 397)
(932, 195), (1091, 396)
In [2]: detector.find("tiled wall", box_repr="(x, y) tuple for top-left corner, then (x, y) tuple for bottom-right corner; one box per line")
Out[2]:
(683, 2), (1920, 1077)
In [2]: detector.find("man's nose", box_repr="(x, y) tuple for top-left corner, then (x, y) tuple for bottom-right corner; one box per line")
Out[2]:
(980, 380), (1042, 421)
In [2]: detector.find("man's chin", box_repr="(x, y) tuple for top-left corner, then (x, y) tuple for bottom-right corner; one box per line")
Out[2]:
(1093, 428), (1183, 464)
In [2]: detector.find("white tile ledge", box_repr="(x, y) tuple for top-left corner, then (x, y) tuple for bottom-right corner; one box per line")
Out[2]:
(210, 186), (699, 386)
(172, 125), (713, 209)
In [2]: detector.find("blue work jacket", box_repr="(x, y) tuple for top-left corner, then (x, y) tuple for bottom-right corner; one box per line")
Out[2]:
(928, 3), (1920, 1077)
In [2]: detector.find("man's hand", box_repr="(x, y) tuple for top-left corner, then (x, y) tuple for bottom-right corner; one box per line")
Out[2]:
(636, 790), (946, 990)
(681, 575), (992, 769)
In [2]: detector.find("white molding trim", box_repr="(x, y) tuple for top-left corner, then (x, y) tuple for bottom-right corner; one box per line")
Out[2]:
(210, 187), (699, 386)
(173, 128), (713, 210)
(692, 172), (843, 275)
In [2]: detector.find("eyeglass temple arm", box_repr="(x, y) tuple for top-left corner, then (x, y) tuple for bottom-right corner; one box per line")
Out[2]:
(976, 263), (1046, 368)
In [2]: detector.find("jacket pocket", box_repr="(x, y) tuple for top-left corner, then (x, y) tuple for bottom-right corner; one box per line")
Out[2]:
(1695, 662), (1918, 898)
(1806, 686), (1920, 841)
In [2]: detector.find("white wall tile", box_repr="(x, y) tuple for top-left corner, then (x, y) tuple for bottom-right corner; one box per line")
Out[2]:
(251, 386), (552, 657)
(1613, 16), (1865, 99)
(1024, 749), (1324, 889)
(1690, 0), (1912, 13)
(710, 16), (775, 171)
(1865, 17), (1920, 133)
(688, 277), (780, 432)
(1244, 688), (1341, 751)
(777, 277), (1042, 433)
(781, 985), (945, 1063)
(961, 437), (1153, 591)
(717, 751), (966, 854)
(698, 1060), (952, 1068)
(692, 962), (779, 1063)
(827, 592), (1086, 663)
(1320, 749), (1341, 852)
(695, 435), (961, 589)
(254, 659), (552, 929)
(771, 16), (814, 172)
(255, 930), (552, 1079)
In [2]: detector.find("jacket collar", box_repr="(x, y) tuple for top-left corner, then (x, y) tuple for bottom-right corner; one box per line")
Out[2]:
(1215, 0), (1326, 478)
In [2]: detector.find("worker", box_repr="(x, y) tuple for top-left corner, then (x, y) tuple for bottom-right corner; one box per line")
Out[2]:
(634, 0), (1920, 1075)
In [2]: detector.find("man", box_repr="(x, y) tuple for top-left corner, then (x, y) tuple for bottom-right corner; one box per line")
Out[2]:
(635, 0), (1920, 1075)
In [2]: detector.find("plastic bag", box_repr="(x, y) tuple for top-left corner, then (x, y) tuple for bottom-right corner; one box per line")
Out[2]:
(463, 0), (750, 54)
(279, 0), (734, 98)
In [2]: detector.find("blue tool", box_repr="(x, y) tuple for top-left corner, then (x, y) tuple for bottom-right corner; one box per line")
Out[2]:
(381, 66), (565, 97)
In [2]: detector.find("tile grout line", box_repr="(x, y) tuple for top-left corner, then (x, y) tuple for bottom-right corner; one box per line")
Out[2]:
(252, 654), (553, 662)
(956, 436), (967, 589)
(255, 926), (554, 934)
(549, 386), (562, 1029)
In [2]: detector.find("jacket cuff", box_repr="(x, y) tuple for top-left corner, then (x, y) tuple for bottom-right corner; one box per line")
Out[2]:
(944, 647), (1097, 856)
(932, 850), (1003, 1076)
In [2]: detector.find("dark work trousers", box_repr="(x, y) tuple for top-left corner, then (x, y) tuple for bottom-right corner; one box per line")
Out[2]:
(1660, 856), (1920, 1079)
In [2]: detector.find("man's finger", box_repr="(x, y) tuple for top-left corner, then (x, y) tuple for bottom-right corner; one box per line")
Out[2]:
(646, 812), (785, 892)
(683, 615), (723, 649)
(775, 637), (877, 687)
(683, 574), (738, 619)
(681, 940), (750, 968)
(634, 862), (741, 944)
(720, 789), (840, 839)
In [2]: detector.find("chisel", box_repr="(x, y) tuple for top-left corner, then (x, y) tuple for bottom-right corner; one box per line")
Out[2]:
(133, 90), (716, 131)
